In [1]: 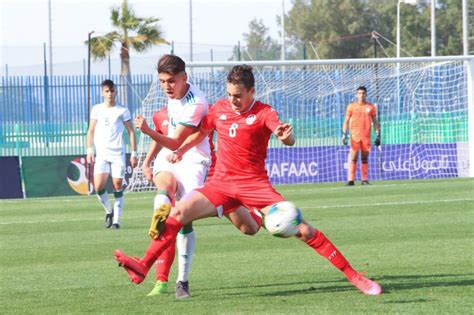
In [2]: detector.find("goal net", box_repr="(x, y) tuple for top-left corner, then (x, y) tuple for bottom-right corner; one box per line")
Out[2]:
(127, 57), (473, 192)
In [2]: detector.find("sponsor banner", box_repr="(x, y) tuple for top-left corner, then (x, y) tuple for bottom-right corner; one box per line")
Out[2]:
(0, 156), (23, 199)
(266, 143), (459, 184)
(22, 155), (134, 198)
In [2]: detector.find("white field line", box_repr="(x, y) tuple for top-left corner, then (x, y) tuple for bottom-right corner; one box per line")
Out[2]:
(0, 198), (472, 226)
(1, 179), (472, 204)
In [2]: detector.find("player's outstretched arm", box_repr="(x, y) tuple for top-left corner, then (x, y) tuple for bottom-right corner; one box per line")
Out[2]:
(135, 115), (189, 151)
(167, 128), (210, 163)
(274, 123), (295, 146)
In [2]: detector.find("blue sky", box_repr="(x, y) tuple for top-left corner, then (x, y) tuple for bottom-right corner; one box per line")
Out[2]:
(0, 0), (290, 74)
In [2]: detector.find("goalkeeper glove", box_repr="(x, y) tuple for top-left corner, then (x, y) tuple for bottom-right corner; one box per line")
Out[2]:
(342, 131), (349, 146)
(375, 132), (381, 146)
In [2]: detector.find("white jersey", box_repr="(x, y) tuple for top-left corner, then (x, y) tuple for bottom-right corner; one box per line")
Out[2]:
(90, 102), (131, 157)
(166, 83), (211, 164)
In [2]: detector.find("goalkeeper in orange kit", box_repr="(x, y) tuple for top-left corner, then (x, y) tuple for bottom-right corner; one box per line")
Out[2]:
(342, 86), (380, 186)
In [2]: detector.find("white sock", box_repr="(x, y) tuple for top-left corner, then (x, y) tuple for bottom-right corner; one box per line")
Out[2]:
(176, 230), (195, 283)
(113, 190), (124, 225)
(154, 193), (171, 211)
(96, 190), (112, 214)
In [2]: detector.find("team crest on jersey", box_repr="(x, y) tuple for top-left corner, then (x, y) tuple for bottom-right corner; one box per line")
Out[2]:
(246, 114), (256, 125)
(366, 108), (371, 113)
(162, 120), (169, 126)
(219, 114), (227, 120)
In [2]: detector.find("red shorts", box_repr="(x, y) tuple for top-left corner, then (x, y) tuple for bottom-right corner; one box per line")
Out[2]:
(196, 177), (285, 215)
(351, 137), (371, 152)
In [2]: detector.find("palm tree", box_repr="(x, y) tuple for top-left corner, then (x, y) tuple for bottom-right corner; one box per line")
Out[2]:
(86, 0), (167, 102)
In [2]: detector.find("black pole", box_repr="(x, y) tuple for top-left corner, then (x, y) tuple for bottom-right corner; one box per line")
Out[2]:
(87, 31), (94, 127)
(43, 42), (50, 148)
(86, 31), (94, 195)
(237, 41), (241, 61)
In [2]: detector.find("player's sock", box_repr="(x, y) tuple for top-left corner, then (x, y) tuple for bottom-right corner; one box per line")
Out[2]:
(154, 190), (172, 210)
(176, 225), (195, 283)
(348, 161), (357, 182)
(249, 209), (263, 229)
(96, 189), (112, 214)
(142, 216), (183, 270)
(113, 189), (124, 225)
(155, 242), (176, 282)
(361, 160), (368, 181)
(305, 230), (357, 279)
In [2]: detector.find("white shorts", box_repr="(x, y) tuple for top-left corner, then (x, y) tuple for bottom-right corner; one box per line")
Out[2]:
(153, 149), (209, 200)
(94, 154), (126, 179)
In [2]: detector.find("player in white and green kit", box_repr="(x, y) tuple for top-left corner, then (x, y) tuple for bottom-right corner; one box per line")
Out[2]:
(86, 79), (137, 229)
(134, 54), (210, 299)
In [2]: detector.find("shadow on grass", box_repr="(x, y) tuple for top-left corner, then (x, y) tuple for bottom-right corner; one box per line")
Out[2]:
(192, 273), (474, 299)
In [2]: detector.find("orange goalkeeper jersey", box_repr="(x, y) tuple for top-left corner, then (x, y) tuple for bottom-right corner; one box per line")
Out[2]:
(346, 102), (376, 140)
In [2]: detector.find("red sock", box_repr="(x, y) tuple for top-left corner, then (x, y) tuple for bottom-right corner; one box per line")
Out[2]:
(249, 209), (263, 229)
(155, 243), (176, 282)
(142, 216), (182, 270)
(361, 162), (368, 181)
(305, 230), (357, 279)
(348, 161), (357, 181)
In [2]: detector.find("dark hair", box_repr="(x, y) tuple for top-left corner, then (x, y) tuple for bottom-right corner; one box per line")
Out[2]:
(157, 54), (186, 75)
(101, 79), (115, 90)
(227, 65), (255, 89)
(357, 86), (367, 92)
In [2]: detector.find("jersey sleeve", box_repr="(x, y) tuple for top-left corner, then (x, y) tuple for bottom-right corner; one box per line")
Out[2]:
(90, 104), (99, 121)
(122, 108), (131, 122)
(346, 104), (353, 117)
(179, 101), (206, 128)
(152, 111), (162, 134)
(370, 104), (377, 117)
(201, 103), (216, 131)
(264, 107), (282, 133)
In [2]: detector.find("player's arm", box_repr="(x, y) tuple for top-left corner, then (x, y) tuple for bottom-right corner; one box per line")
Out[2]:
(167, 126), (210, 163)
(342, 106), (351, 145)
(142, 140), (161, 181)
(124, 120), (138, 168)
(135, 115), (196, 151)
(86, 119), (97, 163)
(372, 115), (381, 146)
(274, 123), (295, 146)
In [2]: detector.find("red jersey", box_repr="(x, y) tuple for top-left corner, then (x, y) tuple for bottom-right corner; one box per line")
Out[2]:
(152, 106), (217, 176)
(152, 107), (169, 134)
(201, 99), (281, 181)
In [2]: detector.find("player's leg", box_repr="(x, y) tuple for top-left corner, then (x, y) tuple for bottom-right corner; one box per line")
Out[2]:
(347, 141), (360, 186)
(225, 206), (261, 235)
(115, 190), (216, 284)
(110, 156), (126, 228)
(93, 158), (113, 228)
(360, 139), (371, 185)
(297, 220), (381, 295)
(149, 171), (176, 239)
(110, 177), (123, 228)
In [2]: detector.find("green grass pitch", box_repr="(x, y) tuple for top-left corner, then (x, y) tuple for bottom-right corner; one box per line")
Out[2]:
(1, 178), (473, 314)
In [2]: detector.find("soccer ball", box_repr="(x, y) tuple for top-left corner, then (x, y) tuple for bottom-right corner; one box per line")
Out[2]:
(264, 201), (302, 238)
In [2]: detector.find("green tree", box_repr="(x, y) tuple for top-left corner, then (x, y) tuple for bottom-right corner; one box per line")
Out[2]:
(85, 0), (167, 102)
(231, 19), (280, 61)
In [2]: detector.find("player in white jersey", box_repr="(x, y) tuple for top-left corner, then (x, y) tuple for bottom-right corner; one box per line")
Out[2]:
(134, 54), (210, 299)
(86, 79), (137, 229)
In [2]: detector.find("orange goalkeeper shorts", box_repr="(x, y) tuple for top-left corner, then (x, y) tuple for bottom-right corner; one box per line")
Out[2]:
(351, 137), (372, 152)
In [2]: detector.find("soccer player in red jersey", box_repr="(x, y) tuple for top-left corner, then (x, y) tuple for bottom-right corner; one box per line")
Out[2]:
(116, 65), (382, 296)
(342, 86), (381, 186)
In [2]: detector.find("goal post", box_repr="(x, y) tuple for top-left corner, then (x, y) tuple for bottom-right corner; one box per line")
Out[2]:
(127, 56), (474, 192)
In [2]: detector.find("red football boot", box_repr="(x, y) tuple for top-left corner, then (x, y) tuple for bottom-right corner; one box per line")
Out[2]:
(114, 250), (148, 284)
